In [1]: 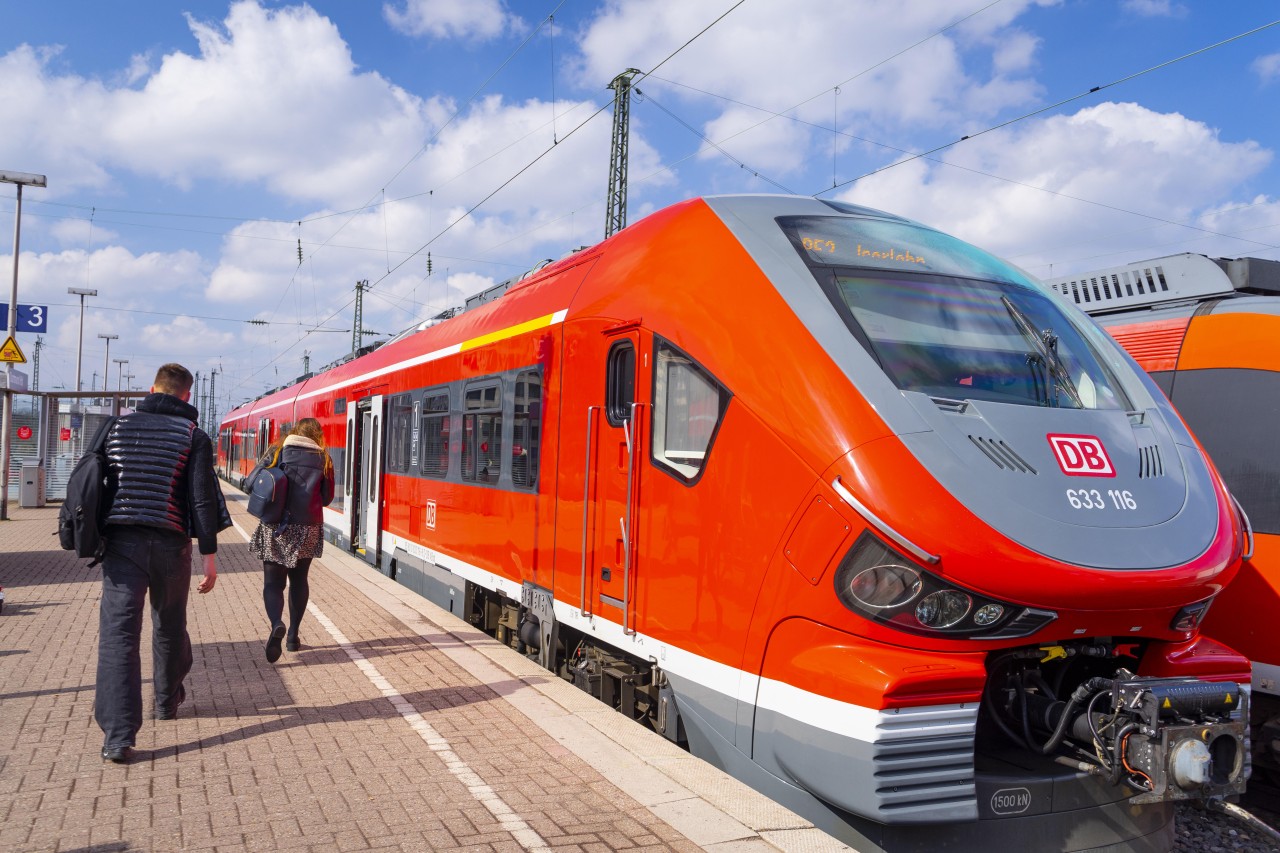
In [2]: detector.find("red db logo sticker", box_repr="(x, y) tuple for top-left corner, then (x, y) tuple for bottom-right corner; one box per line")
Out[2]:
(1047, 434), (1115, 477)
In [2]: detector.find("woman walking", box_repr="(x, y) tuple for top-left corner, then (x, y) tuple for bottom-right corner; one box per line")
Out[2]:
(249, 418), (335, 662)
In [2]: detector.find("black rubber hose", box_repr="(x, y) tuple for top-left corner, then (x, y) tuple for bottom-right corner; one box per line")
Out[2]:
(1109, 722), (1136, 784)
(982, 665), (1030, 749)
(1037, 676), (1114, 755)
(1206, 800), (1280, 844)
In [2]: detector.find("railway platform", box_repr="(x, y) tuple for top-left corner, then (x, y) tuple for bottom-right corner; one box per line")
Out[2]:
(0, 487), (850, 853)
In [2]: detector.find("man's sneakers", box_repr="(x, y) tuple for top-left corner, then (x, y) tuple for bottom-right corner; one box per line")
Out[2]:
(156, 683), (187, 720)
(101, 745), (135, 764)
(265, 621), (286, 663)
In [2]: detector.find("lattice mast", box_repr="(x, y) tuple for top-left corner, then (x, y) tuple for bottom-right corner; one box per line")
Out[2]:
(352, 279), (367, 353)
(604, 69), (641, 239)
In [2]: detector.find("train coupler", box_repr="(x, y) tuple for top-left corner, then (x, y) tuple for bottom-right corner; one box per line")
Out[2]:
(1113, 676), (1249, 804)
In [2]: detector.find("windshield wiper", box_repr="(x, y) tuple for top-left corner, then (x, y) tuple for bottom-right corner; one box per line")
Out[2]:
(1001, 295), (1083, 408)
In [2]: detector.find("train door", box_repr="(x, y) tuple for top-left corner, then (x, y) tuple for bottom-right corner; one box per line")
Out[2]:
(584, 328), (652, 633)
(349, 394), (385, 566)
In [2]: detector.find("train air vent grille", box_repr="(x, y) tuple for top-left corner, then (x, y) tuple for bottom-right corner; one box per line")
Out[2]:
(1138, 445), (1164, 479)
(871, 706), (977, 815)
(982, 607), (1058, 640)
(969, 436), (1037, 474)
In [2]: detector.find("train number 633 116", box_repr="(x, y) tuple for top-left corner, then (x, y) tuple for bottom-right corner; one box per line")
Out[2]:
(1065, 488), (1137, 511)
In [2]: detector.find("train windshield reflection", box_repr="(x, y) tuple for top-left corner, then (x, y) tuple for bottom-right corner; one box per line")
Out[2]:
(835, 272), (1130, 409)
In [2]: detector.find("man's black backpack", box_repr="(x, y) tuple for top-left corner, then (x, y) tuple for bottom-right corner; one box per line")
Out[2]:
(57, 418), (117, 565)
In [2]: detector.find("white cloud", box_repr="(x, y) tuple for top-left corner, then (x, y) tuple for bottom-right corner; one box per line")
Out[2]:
(0, 2), (443, 207)
(48, 218), (120, 249)
(1121, 0), (1188, 17)
(4, 245), (216, 390)
(571, 0), (1057, 183)
(1254, 53), (1280, 85)
(838, 102), (1272, 275)
(383, 0), (520, 41)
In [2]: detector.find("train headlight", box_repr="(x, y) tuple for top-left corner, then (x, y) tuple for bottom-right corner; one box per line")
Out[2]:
(973, 603), (1005, 626)
(834, 532), (1052, 638)
(849, 563), (922, 609)
(915, 590), (971, 628)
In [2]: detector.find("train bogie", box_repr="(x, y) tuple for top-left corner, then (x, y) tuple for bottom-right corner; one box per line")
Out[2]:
(221, 197), (1257, 851)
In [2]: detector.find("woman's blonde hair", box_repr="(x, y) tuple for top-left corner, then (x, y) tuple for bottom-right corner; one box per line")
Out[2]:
(291, 417), (333, 475)
(263, 424), (291, 468)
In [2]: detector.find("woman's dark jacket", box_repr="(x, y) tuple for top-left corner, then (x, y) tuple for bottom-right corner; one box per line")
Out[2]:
(103, 392), (232, 554)
(278, 444), (335, 525)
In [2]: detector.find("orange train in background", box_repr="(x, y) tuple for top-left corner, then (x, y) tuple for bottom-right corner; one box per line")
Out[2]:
(222, 197), (1253, 853)
(1048, 252), (1280, 812)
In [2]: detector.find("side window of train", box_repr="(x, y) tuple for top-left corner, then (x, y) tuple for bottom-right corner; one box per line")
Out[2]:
(606, 341), (636, 427)
(462, 381), (503, 484)
(651, 340), (731, 484)
(420, 391), (450, 479)
(257, 418), (271, 459)
(388, 394), (413, 473)
(513, 370), (541, 490)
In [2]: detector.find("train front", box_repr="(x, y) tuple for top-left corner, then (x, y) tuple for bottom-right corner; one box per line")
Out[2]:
(707, 197), (1252, 852)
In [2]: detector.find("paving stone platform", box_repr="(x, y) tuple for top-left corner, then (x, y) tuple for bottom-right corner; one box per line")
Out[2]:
(0, 489), (853, 853)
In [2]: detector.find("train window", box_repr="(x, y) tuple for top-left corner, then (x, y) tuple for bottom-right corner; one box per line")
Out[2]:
(512, 371), (541, 490)
(330, 445), (345, 511)
(335, 397), (347, 414)
(462, 382), (503, 484)
(388, 394), (413, 473)
(652, 340), (730, 484)
(421, 392), (450, 479)
(256, 418), (272, 459)
(606, 342), (636, 426)
(368, 415), (379, 503)
(834, 273), (1131, 410)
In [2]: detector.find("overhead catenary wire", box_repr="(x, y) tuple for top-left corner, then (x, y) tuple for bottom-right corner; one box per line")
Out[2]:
(817, 18), (1280, 195)
(223, 0), (749, 400)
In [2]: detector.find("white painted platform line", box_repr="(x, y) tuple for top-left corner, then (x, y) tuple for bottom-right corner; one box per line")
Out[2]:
(307, 604), (554, 853)
(230, 518), (552, 853)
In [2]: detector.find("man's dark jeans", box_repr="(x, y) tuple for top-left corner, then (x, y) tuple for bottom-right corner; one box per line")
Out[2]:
(96, 526), (194, 749)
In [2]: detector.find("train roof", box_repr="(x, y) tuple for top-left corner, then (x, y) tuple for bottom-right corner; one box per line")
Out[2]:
(1044, 252), (1280, 316)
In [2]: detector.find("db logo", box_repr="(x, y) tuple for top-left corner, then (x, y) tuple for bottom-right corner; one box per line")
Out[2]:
(1047, 434), (1115, 477)
(424, 500), (437, 530)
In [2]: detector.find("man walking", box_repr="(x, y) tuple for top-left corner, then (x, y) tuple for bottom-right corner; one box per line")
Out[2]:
(96, 363), (230, 763)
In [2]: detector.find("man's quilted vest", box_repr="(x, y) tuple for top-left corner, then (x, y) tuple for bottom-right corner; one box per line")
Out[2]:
(103, 412), (196, 533)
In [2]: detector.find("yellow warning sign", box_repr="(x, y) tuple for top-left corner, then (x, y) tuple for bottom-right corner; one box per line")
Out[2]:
(1162, 697), (1172, 709)
(0, 335), (25, 364)
(1225, 693), (1233, 704)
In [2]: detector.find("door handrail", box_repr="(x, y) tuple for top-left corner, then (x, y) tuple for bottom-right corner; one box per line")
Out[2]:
(622, 402), (643, 636)
(580, 406), (601, 617)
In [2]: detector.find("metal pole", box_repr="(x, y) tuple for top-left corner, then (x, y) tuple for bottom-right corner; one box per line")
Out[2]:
(98, 333), (117, 407)
(68, 287), (97, 393)
(0, 183), (20, 519)
(113, 357), (128, 391)
(1, 170), (47, 520)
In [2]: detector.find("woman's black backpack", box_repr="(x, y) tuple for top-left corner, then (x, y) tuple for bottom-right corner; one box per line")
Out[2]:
(245, 461), (289, 525)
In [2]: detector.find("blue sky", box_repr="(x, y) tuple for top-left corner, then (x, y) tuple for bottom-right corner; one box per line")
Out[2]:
(2, 0), (1278, 410)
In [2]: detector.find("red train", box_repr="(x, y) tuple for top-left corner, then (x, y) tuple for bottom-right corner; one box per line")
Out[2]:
(221, 196), (1252, 852)
(1047, 252), (1280, 811)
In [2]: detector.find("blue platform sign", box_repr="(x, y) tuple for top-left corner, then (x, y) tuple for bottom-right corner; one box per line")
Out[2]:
(0, 303), (49, 333)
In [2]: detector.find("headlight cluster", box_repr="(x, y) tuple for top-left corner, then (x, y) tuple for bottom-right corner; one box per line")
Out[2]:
(833, 532), (1056, 638)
